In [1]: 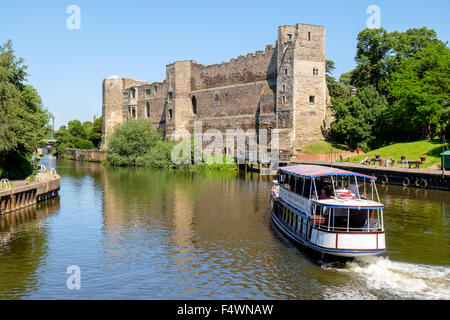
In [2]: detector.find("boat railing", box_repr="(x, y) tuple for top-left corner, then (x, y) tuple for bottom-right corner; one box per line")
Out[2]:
(314, 222), (382, 233)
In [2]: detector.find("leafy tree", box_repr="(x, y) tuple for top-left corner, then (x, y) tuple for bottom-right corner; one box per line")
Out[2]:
(389, 42), (450, 140)
(68, 120), (87, 140)
(350, 27), (444, 97)
(329, 27), (449, 148)
(351, 28), (392, 94)
(106, 119), (173, 168)
(90, 117), (102, 148)
(329, 86), (388, 150)
(326, 60), (347, 99)
(0, 40), (49, 179)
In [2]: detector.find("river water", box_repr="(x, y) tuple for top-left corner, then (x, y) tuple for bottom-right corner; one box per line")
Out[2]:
(0, 156), (448, 300)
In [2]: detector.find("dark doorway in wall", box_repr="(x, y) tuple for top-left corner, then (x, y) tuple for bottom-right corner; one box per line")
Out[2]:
(191, 96), (197, 115)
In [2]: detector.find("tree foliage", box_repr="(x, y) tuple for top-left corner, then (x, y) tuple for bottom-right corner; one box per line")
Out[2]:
(328, 27), (449, 150)
(389, 42), (450, 140)
(54, 117), (102, 156)
(0, 40), (49, 179)
(329, 86), (388, 150)
(105, 119), (173, 168)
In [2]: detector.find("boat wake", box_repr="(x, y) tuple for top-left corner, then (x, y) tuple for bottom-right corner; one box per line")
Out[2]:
(323, 256), (450, 300)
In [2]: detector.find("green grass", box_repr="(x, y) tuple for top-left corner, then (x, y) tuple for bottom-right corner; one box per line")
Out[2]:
(300, 141), (353, 154)
(344, 140), (445, 168)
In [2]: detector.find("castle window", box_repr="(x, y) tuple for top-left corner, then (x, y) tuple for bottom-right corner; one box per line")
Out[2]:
(284, 69), (288, 76)
(131, 88), (136, 99)
(146, 102), (150, 118)
(214, 93), (219, 102)
(282, 96), (286, 104)
(313, 68), (319, 76)
(169, 109), (173, 120)
(154, 86), (158, 95)
(145, 89), (151, 98)
(309, 96), (316, 104)
(308, 32), (311, 41)
(282, 84), (286, 92)
(168, 91), (173, 101)
(192, 96), (197, 115)
(287, 34), (292, 42)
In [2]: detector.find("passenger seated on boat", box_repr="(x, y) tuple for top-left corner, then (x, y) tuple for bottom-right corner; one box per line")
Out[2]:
(319, 188), (329, 199)
(283, 183), (291, 191)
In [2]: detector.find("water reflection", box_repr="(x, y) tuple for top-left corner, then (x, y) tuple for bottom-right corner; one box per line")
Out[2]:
(0, 198), (60, 299)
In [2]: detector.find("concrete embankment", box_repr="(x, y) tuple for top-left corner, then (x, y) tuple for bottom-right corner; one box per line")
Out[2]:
(291, 160), (450, 191)
(0, 172), (60, 215)
(65, 148), (106, 162)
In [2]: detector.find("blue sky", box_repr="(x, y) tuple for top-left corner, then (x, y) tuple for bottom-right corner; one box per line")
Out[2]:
(1, 0), (449, 128)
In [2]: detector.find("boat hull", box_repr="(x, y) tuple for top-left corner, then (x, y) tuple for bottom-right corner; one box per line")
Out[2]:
(270, 198), (386, 258)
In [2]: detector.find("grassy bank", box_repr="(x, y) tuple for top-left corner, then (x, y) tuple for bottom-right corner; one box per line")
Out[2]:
(300, 141), (353, 154)
(344, 140), (445, 168)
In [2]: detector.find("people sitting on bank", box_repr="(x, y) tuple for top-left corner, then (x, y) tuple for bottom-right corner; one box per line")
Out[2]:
(360, 156), (370, 164)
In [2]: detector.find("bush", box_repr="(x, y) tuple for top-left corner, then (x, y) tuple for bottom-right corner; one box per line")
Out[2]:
(106, 119), (173, 168)
(74, 139), (95, 150)
(0, 153), (33, 180)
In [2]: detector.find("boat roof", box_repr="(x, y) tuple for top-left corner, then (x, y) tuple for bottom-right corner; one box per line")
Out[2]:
(279, 165), (377, 180)
(312, 198), (384, 209)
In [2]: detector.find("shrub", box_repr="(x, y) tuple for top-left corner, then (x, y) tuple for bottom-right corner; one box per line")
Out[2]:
(74, 139), (95, 150)
(106, 119), (173, 168)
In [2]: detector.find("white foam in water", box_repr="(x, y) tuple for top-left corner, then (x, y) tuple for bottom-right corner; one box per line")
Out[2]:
(332, 256), (450, 300)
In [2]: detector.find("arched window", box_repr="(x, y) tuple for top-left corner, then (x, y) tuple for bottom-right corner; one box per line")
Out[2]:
(146, 102), (150, 118)
(131, 88), (136, 99)
(191, 96), (197, 115)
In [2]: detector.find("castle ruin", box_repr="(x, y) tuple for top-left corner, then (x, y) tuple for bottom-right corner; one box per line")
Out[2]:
(102, 23), (331, 150)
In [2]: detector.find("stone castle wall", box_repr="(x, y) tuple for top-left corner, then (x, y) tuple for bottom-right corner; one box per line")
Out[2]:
(102, 23), (330, 151)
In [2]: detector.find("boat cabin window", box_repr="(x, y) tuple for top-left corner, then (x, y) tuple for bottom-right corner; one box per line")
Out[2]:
(303, 178), (313, 198)
(294, 177), (304, 195)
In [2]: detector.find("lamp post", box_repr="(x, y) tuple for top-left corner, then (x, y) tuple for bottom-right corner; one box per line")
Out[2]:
(443, 135), (446, 179)
(52, 115), (55, 139)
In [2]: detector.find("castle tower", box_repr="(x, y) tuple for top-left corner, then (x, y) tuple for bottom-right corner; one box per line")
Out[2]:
(277, 23), (328, 149)
(102, 75), (126, 147)
(165, 61), (193, 136)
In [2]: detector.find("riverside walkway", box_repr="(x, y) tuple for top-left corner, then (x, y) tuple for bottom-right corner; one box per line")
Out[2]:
(0, 171), (60, 215)
(291, 160), (449, 191)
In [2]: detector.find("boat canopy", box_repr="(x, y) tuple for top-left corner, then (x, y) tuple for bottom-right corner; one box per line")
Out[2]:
(279, 165), (377, 180)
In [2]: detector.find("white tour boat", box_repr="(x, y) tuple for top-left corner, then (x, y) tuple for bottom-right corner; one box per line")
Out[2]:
(270, 165), (386, 258)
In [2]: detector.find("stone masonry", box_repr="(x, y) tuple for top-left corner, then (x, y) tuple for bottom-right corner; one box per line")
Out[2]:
(102, 23), (331, 150)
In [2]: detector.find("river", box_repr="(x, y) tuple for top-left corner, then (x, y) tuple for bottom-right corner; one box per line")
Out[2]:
(0, 156), (448, 299)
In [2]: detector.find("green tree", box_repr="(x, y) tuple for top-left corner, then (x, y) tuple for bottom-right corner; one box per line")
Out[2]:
(329, 86), (388, 150)
(389, 42), (450, 140)
(106, 119), (173, 168)
(326, 60), (347, 99)
(0, 40), (49, 179)
(350, 27), (444, 97)
(68, 120), (87, 140)
(90, 117), (102, 148)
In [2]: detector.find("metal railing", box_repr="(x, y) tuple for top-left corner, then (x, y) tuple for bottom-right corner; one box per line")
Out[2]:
(0, 179), (12, 190)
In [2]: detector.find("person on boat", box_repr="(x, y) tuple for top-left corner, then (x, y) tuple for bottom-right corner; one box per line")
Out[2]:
(348, 182), (362, 198)
(319, 188), (329, 199)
